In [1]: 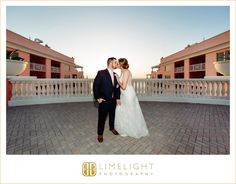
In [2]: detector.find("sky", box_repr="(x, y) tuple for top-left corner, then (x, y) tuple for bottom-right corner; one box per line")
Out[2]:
(6, 6), (229, 78)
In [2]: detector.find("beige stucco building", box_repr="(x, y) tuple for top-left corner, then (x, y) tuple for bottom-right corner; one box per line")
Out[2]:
(147, 30), (230, 79)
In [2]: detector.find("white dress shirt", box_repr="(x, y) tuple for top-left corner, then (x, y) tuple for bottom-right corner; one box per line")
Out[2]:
(107, 68), (114, 85)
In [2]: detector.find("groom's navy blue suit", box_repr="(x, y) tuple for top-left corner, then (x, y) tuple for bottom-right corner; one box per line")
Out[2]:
(93, 69), (121, 135)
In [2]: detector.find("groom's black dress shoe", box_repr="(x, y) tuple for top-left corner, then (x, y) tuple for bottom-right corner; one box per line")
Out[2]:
(97, 135), (103, 143)
(110, 129), (119, 135)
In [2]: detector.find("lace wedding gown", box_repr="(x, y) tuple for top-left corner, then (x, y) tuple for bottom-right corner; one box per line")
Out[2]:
(115, 72), (149, 138)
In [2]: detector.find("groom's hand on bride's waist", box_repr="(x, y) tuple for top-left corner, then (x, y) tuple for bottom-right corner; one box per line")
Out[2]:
(97, 98), (106, 103)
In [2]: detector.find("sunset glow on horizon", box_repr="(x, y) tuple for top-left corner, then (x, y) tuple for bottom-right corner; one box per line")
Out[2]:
(7, 6), (229, 78)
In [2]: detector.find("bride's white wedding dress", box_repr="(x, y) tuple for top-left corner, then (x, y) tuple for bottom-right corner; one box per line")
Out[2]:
(115, 71), (149, 138)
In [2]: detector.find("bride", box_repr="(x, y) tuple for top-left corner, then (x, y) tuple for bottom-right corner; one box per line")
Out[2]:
(115, 58), (149, 138)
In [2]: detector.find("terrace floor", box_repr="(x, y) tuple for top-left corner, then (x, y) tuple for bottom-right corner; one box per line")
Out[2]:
(7, 102), (229, 154)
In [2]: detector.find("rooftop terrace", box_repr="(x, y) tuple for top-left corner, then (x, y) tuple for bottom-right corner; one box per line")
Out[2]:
(7, 101), (229, 154)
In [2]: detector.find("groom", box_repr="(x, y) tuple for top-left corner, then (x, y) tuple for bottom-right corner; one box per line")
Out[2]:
(93, 57), (121, 143)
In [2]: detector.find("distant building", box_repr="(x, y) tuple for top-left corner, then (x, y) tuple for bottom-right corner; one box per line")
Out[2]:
(7, 29), (84, 78)
(147, 30), (230, 79)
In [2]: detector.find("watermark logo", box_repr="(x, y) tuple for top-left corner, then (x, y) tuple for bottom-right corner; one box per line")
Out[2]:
(82, 162), (97, 177)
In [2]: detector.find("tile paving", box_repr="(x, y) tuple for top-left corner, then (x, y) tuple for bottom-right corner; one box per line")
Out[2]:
(6, 102), (229, 154)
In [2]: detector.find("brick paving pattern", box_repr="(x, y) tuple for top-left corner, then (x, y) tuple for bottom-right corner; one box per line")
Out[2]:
(6, 102), (229, 154)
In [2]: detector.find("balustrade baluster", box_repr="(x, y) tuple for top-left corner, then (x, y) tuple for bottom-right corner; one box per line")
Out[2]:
(139, 80), (141, 95)
(206, 81), (210, 96)
(199, 81), (202, 96)
(59, 82), (62, 96)
(37, 81), (41, 97)
(180, 81), (183, 96)
(137, 81), (140, 95)
(184, 81), (187, 96)
(154, 81), (157, 95)
(189, 81), (193, 96)
(193, 81), (196, 96)
(85, 81), (88, 96)
(45, 81), (49, 96)
(27, 81), (31, 97)
(185, 81), (188, 96)
(202, 81), (206, 96)
(21, 81), (26, 97)
(55, 81), (58, 96)
(176, 81), (179, 96)
(71, 80), (73, 96)
(164, 81), (167, 96)
(87, 81), (90, 95)
(133, 81), (136, 92)
(50, 81), (54, 96)
(138, 80), (141, 95)
(32, 81), (35, 97)
(16, 81), (20, 97)
(183, 81), (186, 96)
(62, 81), (65, 96)
(58, 81), (61, 96)
(17, 81), (21, 97)
(221, 81), (225, 97)
(149, 80), (152, 96)
(226, 81), (229, 97)
(145, 81), (149, 96)
(189, 81), (192, 96)
(81, 81), (84, 96)
(42, 81), (46, 96)
(74, 81), (78, 96)
(156, 81), (159, 95)
(85, 81), (87, 96)
(169, 80), (173, 96)
(169, 81), (172, 96)
(197, 81), (201, 96)
(68, 80), (71, 95)
(66, 81), (70, 95)
(144, 80), (147, 95)
(165, 81), (169, 96)
(211, 81), (215, 97)
(216, 81), (221, 97)
(139, 81), (143, 95)
(78, 81), (81, 96)
(79, 80), (82, 95)
(19, 81), (22, 97)
(59, 81), (62, 96)
(178, 81), (182, 96)
(88, 80), (91, 95)
(11, 81), (16, 99)
(47, 81), (50, 96)
(160, 80), (163, 95)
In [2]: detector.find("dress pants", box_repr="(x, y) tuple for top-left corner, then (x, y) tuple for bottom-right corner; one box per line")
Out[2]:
(97, 99), (116, 135)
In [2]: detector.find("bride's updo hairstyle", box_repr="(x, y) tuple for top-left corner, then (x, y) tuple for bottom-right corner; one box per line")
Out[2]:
(118, 58), (129, 69)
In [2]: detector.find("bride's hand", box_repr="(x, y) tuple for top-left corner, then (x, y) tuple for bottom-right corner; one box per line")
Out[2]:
(116, 99), (121, 106)
(115, 74), (120, 80)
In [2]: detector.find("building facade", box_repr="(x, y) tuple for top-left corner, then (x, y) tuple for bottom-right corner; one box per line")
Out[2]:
(148, 30), (230, 79)
(7, 29), (84, 78)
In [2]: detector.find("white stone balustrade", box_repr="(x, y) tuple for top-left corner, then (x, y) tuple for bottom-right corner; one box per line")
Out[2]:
(132, 79), (229, 105)
(8, 78), (229, 106)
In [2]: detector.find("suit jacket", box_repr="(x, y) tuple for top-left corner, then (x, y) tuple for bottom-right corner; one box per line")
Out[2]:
(93, 69), (121, 101)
